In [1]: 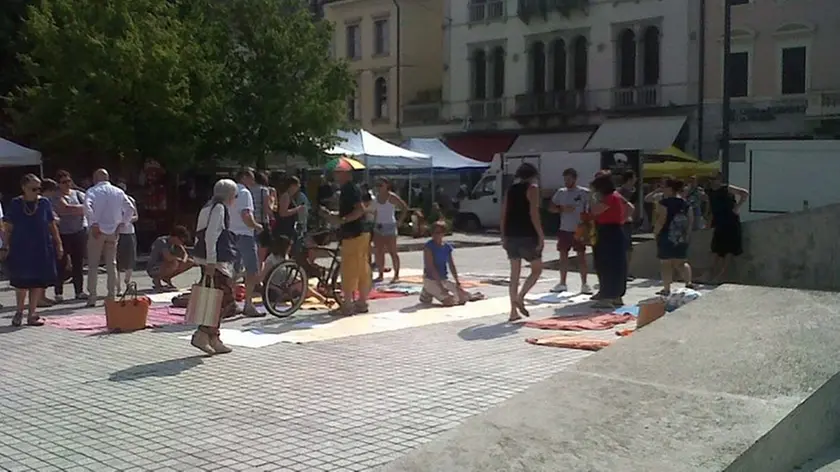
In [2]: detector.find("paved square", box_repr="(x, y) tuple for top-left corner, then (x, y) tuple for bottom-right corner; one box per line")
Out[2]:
(0, 247), (657, 471)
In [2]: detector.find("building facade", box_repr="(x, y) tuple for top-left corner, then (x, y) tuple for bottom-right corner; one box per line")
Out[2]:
(702, 0), (840, 158)
(401, 0), (701, 160)
(323, 0), (444, 140)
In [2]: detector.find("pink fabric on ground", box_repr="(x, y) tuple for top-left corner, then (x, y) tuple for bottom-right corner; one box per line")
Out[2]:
(524, 313), (634, 331)
(45, 306), (185, 334)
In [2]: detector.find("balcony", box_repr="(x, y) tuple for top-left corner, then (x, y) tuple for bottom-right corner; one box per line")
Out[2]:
(402, 103), (442, 125)
(806, 91), (840, 118)
(612, 85), (662, 110)
(468, 99), (505, 121)
(468, 0), (505, 23)
(513, 90), (587, 117)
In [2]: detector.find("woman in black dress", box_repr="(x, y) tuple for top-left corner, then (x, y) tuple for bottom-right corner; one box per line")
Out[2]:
(3, 174), (64, 327)
(705, 172), (749, 282)
(654, 179), (694, 295)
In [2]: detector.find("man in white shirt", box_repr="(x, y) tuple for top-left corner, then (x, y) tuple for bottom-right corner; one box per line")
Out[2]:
(231, 168), (264, 317)
(84, 169), (137, 306)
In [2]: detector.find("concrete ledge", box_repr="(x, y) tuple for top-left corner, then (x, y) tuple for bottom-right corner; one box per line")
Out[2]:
(382, 285), (840, 472)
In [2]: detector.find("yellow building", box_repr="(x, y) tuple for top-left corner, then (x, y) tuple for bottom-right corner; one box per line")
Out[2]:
(323, 0), (444, 140)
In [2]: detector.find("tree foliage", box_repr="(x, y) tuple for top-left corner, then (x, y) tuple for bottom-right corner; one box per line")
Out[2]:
(7, 0), (352, 170)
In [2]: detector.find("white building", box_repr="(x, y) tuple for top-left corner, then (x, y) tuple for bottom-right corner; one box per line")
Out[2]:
(401, 0), (701, 161)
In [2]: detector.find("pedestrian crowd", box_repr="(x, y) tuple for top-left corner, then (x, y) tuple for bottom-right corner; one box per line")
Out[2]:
(0, 162), (748, 354)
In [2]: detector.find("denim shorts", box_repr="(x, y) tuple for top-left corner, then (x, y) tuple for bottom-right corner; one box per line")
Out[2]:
(236, 234), (259, 275)
(374, 222), (398, 237)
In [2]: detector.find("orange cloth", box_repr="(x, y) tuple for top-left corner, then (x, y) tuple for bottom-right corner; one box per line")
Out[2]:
(524, 313), (634, 331)
(526, 337), (613, 351)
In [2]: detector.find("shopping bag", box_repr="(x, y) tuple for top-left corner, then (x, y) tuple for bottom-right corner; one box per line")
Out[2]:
(186, 276), (223, 326)
(105, 282), (151, 332)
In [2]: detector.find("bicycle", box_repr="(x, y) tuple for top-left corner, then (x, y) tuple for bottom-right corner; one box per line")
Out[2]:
(261, 229), (372, 318)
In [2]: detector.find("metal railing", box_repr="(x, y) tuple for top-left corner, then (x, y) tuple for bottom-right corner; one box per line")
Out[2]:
(513, 90), (587, 116)
(467, 98), (505, 120)
(807, 90), (840, 117)
(469, 0), (504, 22)
(402, 103), (442, 125)
(611, 85), (662, 110)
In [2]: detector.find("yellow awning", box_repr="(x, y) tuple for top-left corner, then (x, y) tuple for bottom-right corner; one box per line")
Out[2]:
(651, 146), (699, 162)
(643, 160), (720, 179)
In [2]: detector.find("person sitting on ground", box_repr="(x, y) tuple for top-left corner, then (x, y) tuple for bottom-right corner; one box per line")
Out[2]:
(419, 221), (484, 307)
(147, 225), (194, 291)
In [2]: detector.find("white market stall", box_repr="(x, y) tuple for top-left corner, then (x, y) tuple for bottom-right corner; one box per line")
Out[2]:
(401, 138), (488, 172)
(0, 138), (43, 175)
(326, 130), (429, 170)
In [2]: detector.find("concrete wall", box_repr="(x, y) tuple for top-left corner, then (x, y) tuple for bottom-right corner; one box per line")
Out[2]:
(629, 203), (840, 291)
(325, 0), (444, 137)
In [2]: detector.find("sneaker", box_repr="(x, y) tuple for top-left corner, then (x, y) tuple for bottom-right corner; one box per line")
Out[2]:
(550, 283), (568, 293)
(580, 284), (593, 295)
(75, 293), (88, 300)
(54, 294), (64, 303)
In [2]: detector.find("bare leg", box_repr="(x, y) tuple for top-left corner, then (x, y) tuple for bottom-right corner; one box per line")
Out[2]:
(15, 289), (26, 313)
(373, 234), (385, 280)
(660, 260), (673, 293)
(388, 236), (400, 282)
(518, 259), (543, 305)
(508, 258), (522, 321)
(679, 260), (693, 287)
(578, 249), (589, 285)
(29, 288), (43, 317)
(559, 250), (569, 285)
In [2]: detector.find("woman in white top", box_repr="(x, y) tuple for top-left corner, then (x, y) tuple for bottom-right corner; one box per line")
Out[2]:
(116, 182), (138, 295)
(372, 178), (408, 283)
(191, 179), (239, 355)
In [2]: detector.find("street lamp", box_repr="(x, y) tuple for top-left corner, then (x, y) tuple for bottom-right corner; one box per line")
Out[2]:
(392, 0), (401, 130)
(720, 0), (732, 183)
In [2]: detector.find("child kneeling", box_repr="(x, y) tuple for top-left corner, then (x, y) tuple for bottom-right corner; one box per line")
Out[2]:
(420, 222), (483, 306)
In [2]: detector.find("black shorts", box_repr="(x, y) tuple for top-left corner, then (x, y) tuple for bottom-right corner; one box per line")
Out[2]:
(711, 223), (743, 257)
(504, 237), (542, 262)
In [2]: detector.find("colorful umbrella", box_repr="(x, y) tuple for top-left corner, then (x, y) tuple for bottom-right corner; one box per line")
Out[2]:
(324, 156), (365, 171)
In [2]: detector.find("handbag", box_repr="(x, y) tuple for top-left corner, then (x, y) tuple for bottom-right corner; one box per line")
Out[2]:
(194, 202), (238, 263)
(104, 282), (151, 332)
(186, 275), (223, 327)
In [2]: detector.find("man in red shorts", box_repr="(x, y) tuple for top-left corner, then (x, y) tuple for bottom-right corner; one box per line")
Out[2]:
(549, 168), (592, 294)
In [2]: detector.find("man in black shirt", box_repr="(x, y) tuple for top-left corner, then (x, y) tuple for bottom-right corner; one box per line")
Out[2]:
(328, 164), (370, 315)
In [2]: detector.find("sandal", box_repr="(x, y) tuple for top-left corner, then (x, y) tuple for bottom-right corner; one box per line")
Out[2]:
(656, 289), (671, 296)
(26, 315), (45, 327)
(514, 300), (530, 317)
(11, 312), (23, 327)
(354, 301), (369, 314)
(329, 305), (355, 317)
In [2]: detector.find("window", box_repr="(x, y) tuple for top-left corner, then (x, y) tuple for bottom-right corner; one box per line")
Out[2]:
(728, 51), (749, 98)
(346, 24), (361, 59)
(473, 176), (496, 197)
(471, 49), (487, 99)
(572, 36), (587, 90)
(551, 39), (566, 91)
(780, 46), (806, 95)
(373, 19), (389, 55)
(374, 77), (388, 119)
(729, 0), (749, 5)
(642, 26), (660, 85)
(529, 41), (546, 94)
(347, 96), (358, 121)
(491, 46), (505, 98)
(618, 29), (636, 88)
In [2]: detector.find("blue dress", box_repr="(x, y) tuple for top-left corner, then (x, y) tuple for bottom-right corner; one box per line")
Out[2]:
(3, 196), (58, 289)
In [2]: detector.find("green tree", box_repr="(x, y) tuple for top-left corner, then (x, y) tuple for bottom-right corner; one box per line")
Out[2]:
(8, 0), (219, 172)
(201, 0), (353, 165)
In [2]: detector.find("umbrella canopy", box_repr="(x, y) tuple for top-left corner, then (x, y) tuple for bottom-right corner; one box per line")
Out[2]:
(326, 130), (429, 169)
(0, 138), (42, 167)
(401, 138), (489, 171)
(649, 146), (699, 162)
(324, 156), (365, 172)
(644, 160), (720, 179)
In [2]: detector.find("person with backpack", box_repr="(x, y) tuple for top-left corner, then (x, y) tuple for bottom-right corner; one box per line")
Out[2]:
(654, 178), (694, 295)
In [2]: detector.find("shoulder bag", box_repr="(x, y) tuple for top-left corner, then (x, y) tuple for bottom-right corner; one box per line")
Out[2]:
(193, 203), (239, 263)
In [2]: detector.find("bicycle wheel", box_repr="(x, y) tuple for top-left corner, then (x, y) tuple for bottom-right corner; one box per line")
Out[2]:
(262, 260), (308, 317)
(328, 260), (375, 308)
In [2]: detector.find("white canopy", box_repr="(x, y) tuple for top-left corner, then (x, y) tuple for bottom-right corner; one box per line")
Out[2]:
(327, 130), (429, 169)
(0, 138), (42, 167)
(402, 138), (488, 171)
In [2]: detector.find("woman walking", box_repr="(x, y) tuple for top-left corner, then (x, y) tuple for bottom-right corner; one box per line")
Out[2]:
(372, 178), (408, 283)
(116, 181), (138, 295)
(3, 174), (64, 327)
(271, 176), (306, 258)
(191, 179), (239, 355)
(654, 179), (694, 295)
(501, 163), (544, 322)
(590, 172), (633, 309)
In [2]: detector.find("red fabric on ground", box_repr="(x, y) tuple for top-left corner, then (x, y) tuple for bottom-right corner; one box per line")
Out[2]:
(524, 313), (634, 331)
(353, 290), (409, 300)
(45, 306), (184, 334)
(526, 337), (613, 351)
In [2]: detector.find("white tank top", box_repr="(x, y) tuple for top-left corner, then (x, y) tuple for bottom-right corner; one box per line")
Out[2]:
(373, 197), (396, 225)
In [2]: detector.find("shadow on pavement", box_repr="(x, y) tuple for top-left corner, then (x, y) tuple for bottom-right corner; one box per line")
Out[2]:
(108, 355), (205, 382)
(458, 321), (522, 341)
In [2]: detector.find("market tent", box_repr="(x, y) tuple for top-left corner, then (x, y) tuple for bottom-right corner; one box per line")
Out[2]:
(401, 138), (489, 171)
(649, 146), (699, 163)
(0, 138), (42, 167)
(326, 130), (429, 169)
(644, 160), (720, 179)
